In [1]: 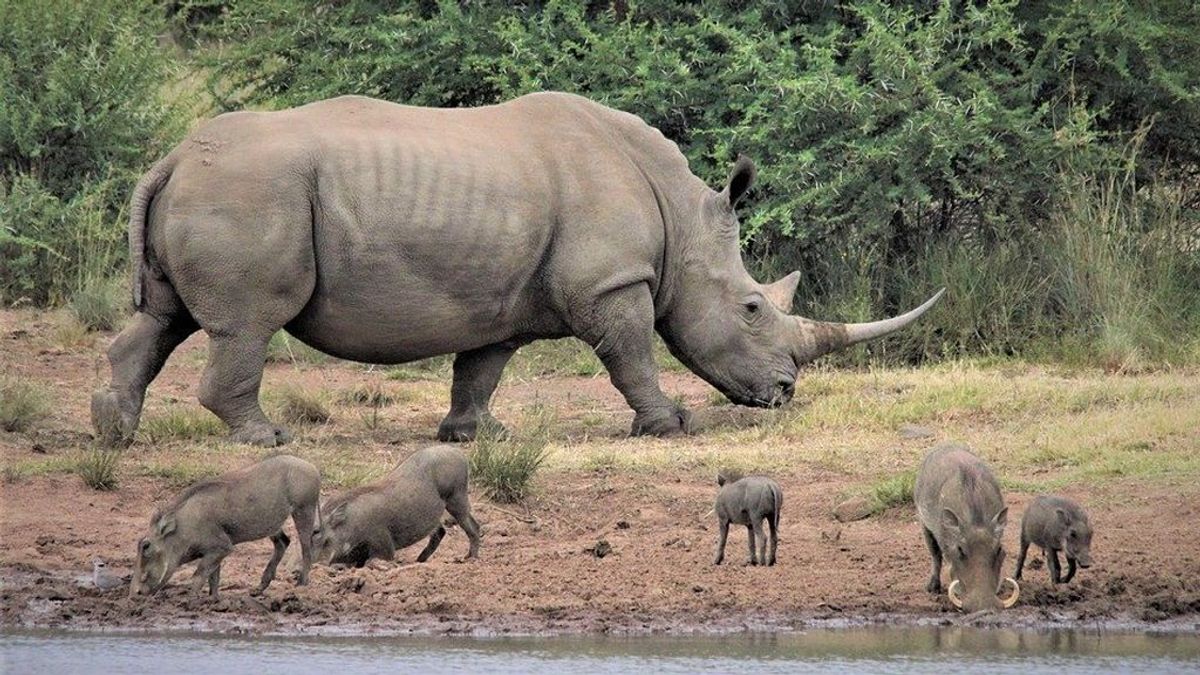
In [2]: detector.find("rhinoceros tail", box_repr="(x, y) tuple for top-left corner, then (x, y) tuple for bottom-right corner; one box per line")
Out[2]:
(128, 159), (174, 310)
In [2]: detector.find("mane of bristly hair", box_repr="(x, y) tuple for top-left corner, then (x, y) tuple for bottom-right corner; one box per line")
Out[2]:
(151, 479), (224, 525)
(716, 468), (745, 486)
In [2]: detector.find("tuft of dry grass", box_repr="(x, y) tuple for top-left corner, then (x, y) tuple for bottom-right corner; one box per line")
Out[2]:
(76, 447), (121, 491)
(273, 387), (331, 425)
(0, 377), (51, 432)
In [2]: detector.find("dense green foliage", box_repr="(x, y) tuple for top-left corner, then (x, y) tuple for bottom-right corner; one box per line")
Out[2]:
(3, 0), (1198, 366)
(0, 0), (186, 304)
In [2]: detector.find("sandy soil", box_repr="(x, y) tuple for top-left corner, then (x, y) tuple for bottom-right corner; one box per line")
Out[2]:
(2, 310), (1199, 635)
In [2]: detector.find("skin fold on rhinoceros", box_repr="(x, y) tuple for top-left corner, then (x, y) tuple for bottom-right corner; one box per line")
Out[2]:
(90, 92), (944, 447)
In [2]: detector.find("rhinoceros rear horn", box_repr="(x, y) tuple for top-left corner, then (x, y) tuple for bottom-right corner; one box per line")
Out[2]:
(791, 288), (945, 363)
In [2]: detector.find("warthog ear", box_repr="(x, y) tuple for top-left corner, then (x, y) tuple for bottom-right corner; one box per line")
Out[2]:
(1055, 508), (1071, 527)
(156, 514), (176, 537)
(722, 154), (757, 208)
(941, 508), (961, 532)
(716, 472), (727, 487)
(327, 502), (349, 528)
(992, 507), (1009, 536)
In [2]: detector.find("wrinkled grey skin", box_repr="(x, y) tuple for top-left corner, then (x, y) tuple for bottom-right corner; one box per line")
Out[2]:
(130, 455), (319, 599)
(1014, 495), (1093, 584)
(91, 92), (943, 447)
(713, 471), (783, 566)
(312, 445), (481, 567)
(914, 443), (1009, 612)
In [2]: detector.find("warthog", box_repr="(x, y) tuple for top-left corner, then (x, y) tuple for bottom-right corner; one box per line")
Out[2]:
(1014, 495), (1094, 584)
(914, 443), (1019, 612)
(92, 91), (943, 448)
(313, 445), (481, 567)
(130, 455), (319, 598)
(712, 471), (783, 566)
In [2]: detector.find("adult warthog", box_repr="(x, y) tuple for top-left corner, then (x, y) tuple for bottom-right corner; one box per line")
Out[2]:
(92, 93), (942, 447)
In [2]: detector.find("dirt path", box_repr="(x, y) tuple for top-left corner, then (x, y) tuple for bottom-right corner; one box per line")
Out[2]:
(2, 310), (1199, 635)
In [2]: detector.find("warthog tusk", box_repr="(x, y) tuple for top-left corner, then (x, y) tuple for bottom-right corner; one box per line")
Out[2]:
(999, 577), (1020, 608)
(947, 579), (964, 609)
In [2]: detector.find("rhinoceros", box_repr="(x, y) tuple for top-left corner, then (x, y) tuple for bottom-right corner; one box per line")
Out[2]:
(92, 92), (942, 447)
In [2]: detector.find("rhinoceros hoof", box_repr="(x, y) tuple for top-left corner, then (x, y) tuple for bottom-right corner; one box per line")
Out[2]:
(437, 415), (506, 443)
(631, 407), (692, 437)
(230, 423), (292, 447)
(91, 390), (136, 447)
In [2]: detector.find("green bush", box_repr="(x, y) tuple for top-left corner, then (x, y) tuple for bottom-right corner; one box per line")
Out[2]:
(0, 0), (188, 305)
(196, 0), (1200, 367)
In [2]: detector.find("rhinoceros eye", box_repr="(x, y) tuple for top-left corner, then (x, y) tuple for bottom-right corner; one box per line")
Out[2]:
(744, 301), (760, 314)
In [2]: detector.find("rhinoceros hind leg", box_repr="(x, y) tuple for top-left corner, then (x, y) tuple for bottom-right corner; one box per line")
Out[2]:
(199, 333), (291, 446)
(437, 344), (519, 442)
(92, 285), (198, 446)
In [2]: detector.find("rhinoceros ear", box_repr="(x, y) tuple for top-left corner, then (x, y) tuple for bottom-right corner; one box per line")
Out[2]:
(763, 272), (800, 312)
(722, 154), (757, 208)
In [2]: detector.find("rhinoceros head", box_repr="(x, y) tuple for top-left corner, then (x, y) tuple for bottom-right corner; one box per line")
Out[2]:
(658, 155), (944, 408)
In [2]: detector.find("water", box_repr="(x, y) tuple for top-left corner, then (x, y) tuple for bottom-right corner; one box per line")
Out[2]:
(3, 626), (1199, 674)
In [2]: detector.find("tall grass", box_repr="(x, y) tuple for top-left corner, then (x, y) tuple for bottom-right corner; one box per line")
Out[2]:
(0, 377), (51, 432)
(809, 130), (1200, 370)
(469, 413), (551, 503)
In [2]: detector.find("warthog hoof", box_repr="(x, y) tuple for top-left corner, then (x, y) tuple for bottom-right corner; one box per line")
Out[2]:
(91, 390), (136, 447)
(631, 406), (692, 437)
(230, 422), (292, 447)
(926, 578), (943, 594)
(437, 414), (505, 443)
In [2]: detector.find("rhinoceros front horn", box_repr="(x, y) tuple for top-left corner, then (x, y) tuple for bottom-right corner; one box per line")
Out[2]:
(790, 288), (946, 363)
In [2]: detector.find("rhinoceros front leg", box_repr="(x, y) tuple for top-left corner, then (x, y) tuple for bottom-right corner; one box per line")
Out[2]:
(578, 283), (690, 436)
(437, 344), (518, 442)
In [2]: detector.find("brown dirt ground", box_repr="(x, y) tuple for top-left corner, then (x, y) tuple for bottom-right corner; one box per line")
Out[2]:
(2, 309), (1199, 635)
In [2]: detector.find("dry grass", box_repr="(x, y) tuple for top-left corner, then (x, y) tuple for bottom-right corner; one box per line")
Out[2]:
(0, 377), (51, 432)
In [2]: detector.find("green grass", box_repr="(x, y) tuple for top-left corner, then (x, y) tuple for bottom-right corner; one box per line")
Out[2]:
(385, 355), (453, 382)
(0, 377), (51, 432)
(135, 460), (220, 489)
(863, 470), (916, 515)
(138, 408), (223, 443)
(76, 447), (121, 490)
(469, 413), (551, 503)
(271, 387), (331, 425)
(338, 384), (398, 407)
(69, 276), (127, 332)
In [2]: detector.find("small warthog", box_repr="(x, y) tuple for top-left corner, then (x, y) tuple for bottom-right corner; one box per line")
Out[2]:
(313, 445), (481, 567)
(131, 454), (320, 598)
(914, 443), (1019, 612)
(712, 471), (783, 566)
(1014, 495), (1093, 584)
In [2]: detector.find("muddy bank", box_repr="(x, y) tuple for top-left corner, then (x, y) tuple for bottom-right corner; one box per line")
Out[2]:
(3, 472), (1199, 637)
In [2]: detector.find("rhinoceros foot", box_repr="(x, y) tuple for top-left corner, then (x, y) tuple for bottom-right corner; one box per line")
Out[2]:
(91, 389), (137, 447)
(229, 421), (292, 447)
(437, 413), (506, 443)
(631, 406), (692, 437)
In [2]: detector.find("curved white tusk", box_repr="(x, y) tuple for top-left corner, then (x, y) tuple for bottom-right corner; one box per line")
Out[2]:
(999, 577), (1020, 608)
(947, 579), (964, 609)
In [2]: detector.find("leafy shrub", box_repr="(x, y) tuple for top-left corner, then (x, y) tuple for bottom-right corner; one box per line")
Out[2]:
(866, 470), (916, 516)
(0, 0), (187, 305)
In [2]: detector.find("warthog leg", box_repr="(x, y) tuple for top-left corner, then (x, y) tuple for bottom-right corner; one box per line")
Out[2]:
(713, 518), (730, 565)
(1013, 535), (1030, 580)
(1047, 548), (1063, 584)
(1062, 557), (1078, 584)
(445, 492), (482, 559)
(190, 545), (231, 598)
(753, 518), (768, 566)
(766, 514), (779, 566)
(745, 523), (758, 565)
(257, 531), (291, 594)
(291, 503), (316, 585)
(417, 527), (446, 562)
(922, 526), (943, 593)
